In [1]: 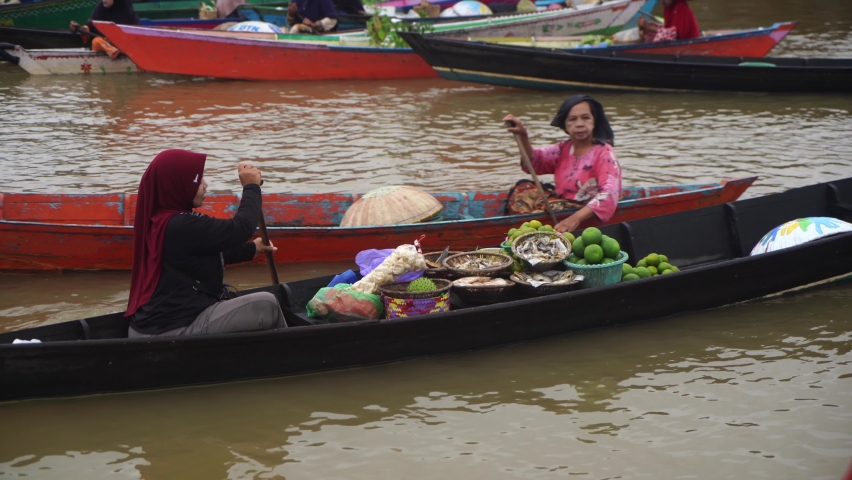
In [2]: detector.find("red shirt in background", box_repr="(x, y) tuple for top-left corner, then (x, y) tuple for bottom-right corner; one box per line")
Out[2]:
(664, 0), (700, 39)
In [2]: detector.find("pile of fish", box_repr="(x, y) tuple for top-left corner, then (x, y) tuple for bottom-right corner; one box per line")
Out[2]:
(514, 233), (569, 265)
(447, 254), (509, 272)
(452, 277), (514, 287)
(511, 270), (582, 288)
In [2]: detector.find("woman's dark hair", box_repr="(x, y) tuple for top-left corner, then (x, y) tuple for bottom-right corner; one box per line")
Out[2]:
(550, 94), (614, 146)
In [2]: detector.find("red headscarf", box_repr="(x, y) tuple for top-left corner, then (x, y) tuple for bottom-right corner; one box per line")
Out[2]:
(125, 149), (207, 317)
(664, 0), (700, 40)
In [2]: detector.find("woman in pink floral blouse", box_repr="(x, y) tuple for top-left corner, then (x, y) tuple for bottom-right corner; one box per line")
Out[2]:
(503, 95), (621, 234)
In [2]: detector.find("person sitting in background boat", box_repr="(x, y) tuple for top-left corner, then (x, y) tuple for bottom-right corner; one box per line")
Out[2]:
(69, 0), (139, 60)
(216, 0), (246, 18)
(125, 149), (287, 338)
(503, 95), (621, 234)
(637, 0), (700, 42)
(287, 0), (339, 33)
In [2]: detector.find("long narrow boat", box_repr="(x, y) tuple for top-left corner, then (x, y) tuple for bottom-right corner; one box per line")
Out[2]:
(1, 176), (849, 402)
(471, 21), (796, 57)
(95, 21), (441, 79)
(10, 45), (139, 74)
(0, 178), (755, 271)
(87, 1), (647, 81)
(400, 33), (852, 93)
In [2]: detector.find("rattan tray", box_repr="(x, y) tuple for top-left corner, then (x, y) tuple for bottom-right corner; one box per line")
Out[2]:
(451, 278), (515, 305)
(442, 252), (513, 277)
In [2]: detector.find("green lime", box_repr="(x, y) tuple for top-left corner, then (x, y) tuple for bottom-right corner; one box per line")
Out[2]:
(669, 265), (679, 272)
(581, 227), (603, 246)
(622, 263), (633, 275)
(637, 258), (647, 268)
(563, 232), (576, 244)
(646, 253), (660, 267)
(508, 228), (518, 236)
(521, 222), (530, 229)
(584, 244), (604, 264)
(647, 265), (658, 276)
(537, 225), (549, 231)
(567, 254), (581, 264)
(658, 262), (671, 272)
(529, 220), (542, 229)
(661, 269), (673, 275)
(622, 273), (640, 282)
(572, 237), (586, 257)
(634, 267), (651, 279)
(575, 258), (588, 265)
(602, 258), (615, 264)
(659, 254), (668, 263)
(601, 237), (620, 259)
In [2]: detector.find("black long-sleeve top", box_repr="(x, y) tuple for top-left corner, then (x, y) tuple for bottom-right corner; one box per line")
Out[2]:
(130, 184), (261, 335)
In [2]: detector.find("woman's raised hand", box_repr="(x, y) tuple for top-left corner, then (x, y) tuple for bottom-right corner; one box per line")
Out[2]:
(238, 163), (262, 187)
(503, 114), (527, 136)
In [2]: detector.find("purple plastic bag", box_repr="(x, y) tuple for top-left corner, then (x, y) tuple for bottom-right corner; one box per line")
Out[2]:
(355, 249), (423, 282)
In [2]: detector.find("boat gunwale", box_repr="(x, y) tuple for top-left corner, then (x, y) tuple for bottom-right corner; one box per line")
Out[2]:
(0, 178), (753, 229)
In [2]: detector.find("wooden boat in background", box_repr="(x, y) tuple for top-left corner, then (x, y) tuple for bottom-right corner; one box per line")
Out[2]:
(471, 21), (796, 58)
(0, 177), (755, 271)
(400, 32), (852, 92)
(1, 176), (849, 402)
(0, 25), (81, 49)
(94, 21), (440, 79)
(0, 0), (97, 29)
(10, 45), (139, 74)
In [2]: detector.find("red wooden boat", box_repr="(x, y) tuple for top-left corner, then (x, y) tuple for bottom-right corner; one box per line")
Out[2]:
(94, 21), (439, 80)
(607, 21), (796, 57)
(477, 21), (797, 58)
(0, 178), (755, 271)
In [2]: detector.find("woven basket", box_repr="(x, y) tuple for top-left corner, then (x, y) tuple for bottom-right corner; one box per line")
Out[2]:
(442, 252), (513, 277)
(510, 273), (583, 297)
(563, 251), (629, 289)
(451, 278), (515, 305)
(423, 251), (462, 279)
(500, 240), (513, 255)
(378, 279), (452, 318)
(511, 231), (571, 272)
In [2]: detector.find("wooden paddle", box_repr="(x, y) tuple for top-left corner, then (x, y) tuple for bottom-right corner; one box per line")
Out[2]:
(257, 209), (279, 285)
(506, 121), (559, 226)
(257, 178), (279, 285)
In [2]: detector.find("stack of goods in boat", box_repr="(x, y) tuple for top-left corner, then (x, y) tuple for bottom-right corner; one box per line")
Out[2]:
(621, 253), (679, 281)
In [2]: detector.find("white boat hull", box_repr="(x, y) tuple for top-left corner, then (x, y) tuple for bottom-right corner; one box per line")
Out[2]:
(13, 46), (139, 75)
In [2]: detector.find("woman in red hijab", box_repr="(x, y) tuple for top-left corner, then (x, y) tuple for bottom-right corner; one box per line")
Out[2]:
(126, 149), (286, 338)
(637, 0), (700, 43)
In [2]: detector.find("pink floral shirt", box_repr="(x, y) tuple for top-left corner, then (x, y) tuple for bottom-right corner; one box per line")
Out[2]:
(523, 140), (622, 222)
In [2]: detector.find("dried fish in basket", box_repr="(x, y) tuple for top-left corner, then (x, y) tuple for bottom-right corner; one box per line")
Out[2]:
(510, 270), (584, 296)
(451, 276), (516, 305)
(442, 252), (513, 277)
(511, 232), (571, 272)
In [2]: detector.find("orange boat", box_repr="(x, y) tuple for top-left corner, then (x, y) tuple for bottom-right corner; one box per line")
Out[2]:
(0, 178), (756, 271)
(94, 21), (439, 81)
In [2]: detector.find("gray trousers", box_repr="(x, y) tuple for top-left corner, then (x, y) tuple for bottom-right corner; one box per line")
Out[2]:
(129, 292), (287, 338)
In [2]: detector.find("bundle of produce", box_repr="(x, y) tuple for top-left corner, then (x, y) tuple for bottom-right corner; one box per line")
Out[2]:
(621, 253), (679, 282)
(565, 227), (621, 265)
(351, 244), (427, 295)
(379, 278), (452, 319)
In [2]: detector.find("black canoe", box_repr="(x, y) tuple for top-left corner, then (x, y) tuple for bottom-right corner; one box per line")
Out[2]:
(398, 32), (852, 93)
(1, 177), (852, 402)
(0, 26), (81, 50)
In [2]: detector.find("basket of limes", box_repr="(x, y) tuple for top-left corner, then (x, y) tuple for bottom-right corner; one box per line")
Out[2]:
(562, 227), (627, 288)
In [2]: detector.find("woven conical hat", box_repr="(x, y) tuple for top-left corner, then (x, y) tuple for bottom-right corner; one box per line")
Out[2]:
(340, 186), (443, 227)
